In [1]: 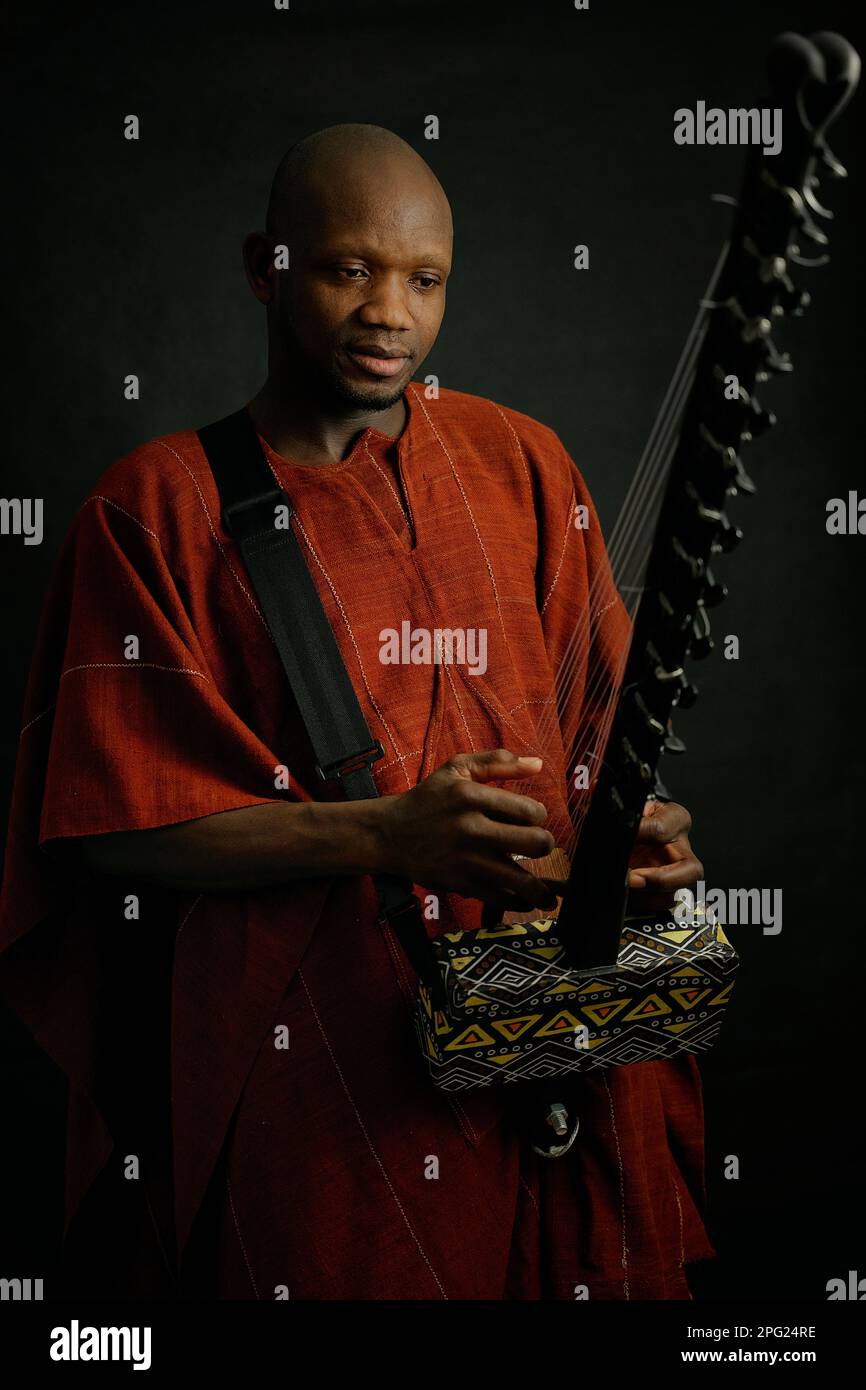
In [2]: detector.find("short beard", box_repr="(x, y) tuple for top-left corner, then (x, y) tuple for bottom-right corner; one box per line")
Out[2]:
(279, 305), (407, 414)
(321, 360), (407, 413)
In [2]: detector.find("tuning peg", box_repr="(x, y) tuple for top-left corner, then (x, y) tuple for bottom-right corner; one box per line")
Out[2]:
(689, 607), (714, 659)
(759, 338), (793, 375)
(797, 211), (830, 249)
(775, 281), (811, 316)
(744, 396), (777, 438)
(787, 246), (831, 269)
(674, 675), (700, 709)
(803, 177), (833, 221)
(713, 514), (744, 552)
(819, 142), (847, 178)
(722, 446), (757, 496)
(663, 727), (687, 755)
(702, 569), (728, 607)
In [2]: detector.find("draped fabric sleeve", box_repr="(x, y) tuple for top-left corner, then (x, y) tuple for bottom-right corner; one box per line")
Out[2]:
(0, 466), (324, 1254)
(37, 495), (288, 853)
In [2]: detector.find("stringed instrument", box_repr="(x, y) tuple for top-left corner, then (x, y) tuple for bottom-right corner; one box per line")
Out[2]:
(413, 30), (859, 1101)
(556, 29), (860, 967)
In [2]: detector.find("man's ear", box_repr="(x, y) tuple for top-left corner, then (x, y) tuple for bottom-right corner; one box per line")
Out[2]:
(242, 231), (277, 306)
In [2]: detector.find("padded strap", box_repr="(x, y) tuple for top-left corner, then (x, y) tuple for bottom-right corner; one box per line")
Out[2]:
(196, 409), (443, 1005)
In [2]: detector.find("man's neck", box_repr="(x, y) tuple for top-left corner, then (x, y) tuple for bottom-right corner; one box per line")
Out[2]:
(246, 378), (407, 467)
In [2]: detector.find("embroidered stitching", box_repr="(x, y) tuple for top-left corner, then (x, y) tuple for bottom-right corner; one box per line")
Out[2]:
(672, 1173), (686, 1268)
(362, 435), (416, 539)
(174, 894), (203, 944)
(541, 496), (576, 617)
(449, 1097), (479, 1146)
(82, 494), (162, 545)
(442, 661), (476, 752)
(519, 1172), (541, 1218)
(470, 684), (541, 757)
(377, 748), (423, 775)
(410, 388), (508, 647)
(601, 1073), (630, 1300)
(226, 1172), (261, 1299)
(298, 967), (449, 1299)
(489, 402), (533, 494)
(157, 441), (268, 630)
(507, 697), (555, 716)
(20, 703), (55, 736)
(59, 661), (209, 682)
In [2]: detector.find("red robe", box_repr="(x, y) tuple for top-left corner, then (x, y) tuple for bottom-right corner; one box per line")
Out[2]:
(0, 382), (717, 1299)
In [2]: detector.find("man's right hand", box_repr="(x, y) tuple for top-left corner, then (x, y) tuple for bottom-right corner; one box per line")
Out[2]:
(374, 748), (562, 913)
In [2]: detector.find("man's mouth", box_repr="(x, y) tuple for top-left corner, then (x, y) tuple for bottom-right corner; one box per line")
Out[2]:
(345, 344), (411, 379)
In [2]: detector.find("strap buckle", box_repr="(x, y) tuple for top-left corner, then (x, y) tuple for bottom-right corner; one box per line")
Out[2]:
(315, 740), (385, 783)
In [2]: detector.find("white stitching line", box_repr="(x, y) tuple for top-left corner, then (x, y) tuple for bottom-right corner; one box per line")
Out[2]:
(156, 440), (268, 631)
(470, 684), (541, 757)
(672, 1173), (686, 1268)
(518, 1172), (541, 1218)
(174, 894), (202, 944)
(489, 402), (533, 493)
(377, 748), (423, 775)
(226, 1172), (261, 1299)
(362, 435), (416, 539)
(298, 967), (449, 1299)
(593, 597), (619, 623)
(58, 661), (209, 682)
(507, 697), (555, 719)
(448, 1095), (479, 1146)
(442, 661), (475, 752)
(21, 664), (210, 736)
(601, 1073), (630, 1300)
(291, 513), (412, 790)
(81, 494), (162, 545)
(20, 703), (55, 736)
(541, 496), (576, 617)
(409, 388), (508, 646)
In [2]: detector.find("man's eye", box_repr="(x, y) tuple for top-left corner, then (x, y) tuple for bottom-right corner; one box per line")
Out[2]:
(413, 275), (439, 290)
(335, 267), (367, 279)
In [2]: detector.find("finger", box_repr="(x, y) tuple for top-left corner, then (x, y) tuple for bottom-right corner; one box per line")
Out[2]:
(446, 749), (543, 783)
(630, 856), (703, 891)
(636, 800), (692, 844)
(472, 821), (555, 859)
(461, 782), (549, 827)
(472, 857), (561, 909)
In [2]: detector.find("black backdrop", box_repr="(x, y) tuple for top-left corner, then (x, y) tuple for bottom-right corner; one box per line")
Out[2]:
(1, 0), (864, 1300)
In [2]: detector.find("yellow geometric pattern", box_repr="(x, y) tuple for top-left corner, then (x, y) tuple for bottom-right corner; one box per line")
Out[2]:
(414, 907), (739, 1090)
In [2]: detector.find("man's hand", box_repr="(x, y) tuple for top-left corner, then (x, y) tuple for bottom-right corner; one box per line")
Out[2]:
(376, 748), (562, 914)
(626, 798), (703, 912)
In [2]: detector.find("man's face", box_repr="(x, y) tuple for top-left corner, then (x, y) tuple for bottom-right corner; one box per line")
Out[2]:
(270, 168), (452, 411)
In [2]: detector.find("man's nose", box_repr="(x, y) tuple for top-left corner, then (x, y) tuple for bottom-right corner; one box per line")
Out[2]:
(356, 273), (415, 331)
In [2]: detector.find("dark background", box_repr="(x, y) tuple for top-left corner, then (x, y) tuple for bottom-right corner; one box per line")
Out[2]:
(1, 0), (863, 1300)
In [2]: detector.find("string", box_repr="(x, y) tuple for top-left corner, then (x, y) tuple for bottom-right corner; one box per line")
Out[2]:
(511, 240), (732, 857)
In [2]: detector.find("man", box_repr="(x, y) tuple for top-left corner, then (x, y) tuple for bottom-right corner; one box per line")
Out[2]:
(0, 123), (715, 1299)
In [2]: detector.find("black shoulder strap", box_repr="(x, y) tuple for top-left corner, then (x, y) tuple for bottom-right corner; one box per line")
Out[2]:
(196, 408), (442, 1004)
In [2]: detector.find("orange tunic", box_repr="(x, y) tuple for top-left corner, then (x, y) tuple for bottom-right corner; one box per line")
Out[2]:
(0, 382), (716, 1299)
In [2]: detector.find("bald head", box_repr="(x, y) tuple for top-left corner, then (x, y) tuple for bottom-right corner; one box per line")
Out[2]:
(265, 123), (452, 246)
(247, 122), (452, 413)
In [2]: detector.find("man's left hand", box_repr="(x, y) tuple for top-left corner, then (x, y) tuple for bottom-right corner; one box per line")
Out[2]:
(627, 799), (703, 912)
